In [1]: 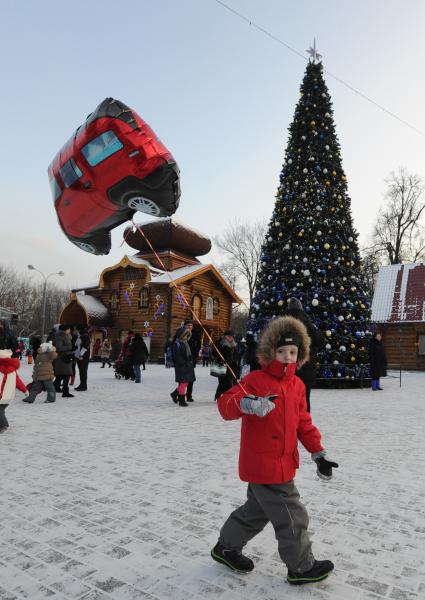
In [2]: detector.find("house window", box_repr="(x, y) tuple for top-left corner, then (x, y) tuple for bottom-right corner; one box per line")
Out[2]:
(206, 297), (213, 320)
(418, 335), (425, 355)
(192, 294), (202, 319)
(110, 291), (119, 311)
(139, 286), (149, 309)
(213, 297), (220, 317)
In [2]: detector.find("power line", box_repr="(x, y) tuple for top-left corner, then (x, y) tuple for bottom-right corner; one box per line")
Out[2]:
(213, 0), (425, 139)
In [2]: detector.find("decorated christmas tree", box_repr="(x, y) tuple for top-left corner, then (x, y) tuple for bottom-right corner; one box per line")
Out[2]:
(250, 48), (371, 385)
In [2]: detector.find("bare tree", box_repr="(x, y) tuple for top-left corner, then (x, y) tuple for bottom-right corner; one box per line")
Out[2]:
(0, 264), (69, 336)
(370, 168), (425, 264)
(214, 219), (267, 310)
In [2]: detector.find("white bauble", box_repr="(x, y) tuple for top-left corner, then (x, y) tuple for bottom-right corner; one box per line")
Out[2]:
(303, 269), (310, 276)
(291, 269), (296, 275)
(330, 296), (335, 302)
(339, 346), (346, 352)
(278, 300), (284, 306)
(312, 298), (319, 306)
(288, 158), (293, 164)
(325, 343), (331, 350)
(325, 145), (330, 150)
(338, 315), (344, 321)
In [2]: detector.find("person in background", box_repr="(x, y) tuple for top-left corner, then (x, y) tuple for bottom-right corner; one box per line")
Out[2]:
(74, 325), (90, 391)
(128, 333), (149, 383)
(164, 337), (174, 368)
(16, 340), (25, 360)
(121, 331), (135, 359)
(23, 341), (58, 404)
(171, 328), (195, 407)
(110, 338), (122, 364)
(244, 332), (260, 372)
(369, 332), (387, 391)
(92, 338), (102, 361)
(0, 319), (18, 356)
(284, 298), (326, 413)
(182, 320), (201, 402)
(213, 330), (239, 401)
(201, 343), (211, 367)
(54, 324), (74, 398)
(0, 349), (27, 432)
(100, 338), (112, 368)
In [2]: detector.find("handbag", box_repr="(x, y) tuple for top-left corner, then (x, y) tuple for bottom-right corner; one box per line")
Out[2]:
(210, 362), (227, 378)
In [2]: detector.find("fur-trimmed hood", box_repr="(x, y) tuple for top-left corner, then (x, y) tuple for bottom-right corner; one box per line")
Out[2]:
(257, 316), (310, 367)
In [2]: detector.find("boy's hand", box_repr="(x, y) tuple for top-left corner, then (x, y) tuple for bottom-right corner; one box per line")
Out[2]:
(315, 456), (339, 480)
(240, 395), (276, 417)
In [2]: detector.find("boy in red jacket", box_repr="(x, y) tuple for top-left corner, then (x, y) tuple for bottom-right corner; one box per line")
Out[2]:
(211, 316), (338, 585)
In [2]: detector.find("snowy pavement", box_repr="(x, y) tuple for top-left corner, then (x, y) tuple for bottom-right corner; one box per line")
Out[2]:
(1, 362), (424, 600)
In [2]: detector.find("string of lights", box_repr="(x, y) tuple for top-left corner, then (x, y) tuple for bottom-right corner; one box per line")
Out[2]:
(213, 0), (425, 139)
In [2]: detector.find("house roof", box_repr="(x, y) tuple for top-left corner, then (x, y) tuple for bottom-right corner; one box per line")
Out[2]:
(61, 293), (110, 326)
(71, 255), (241, 304)
(152, 264), (242, 304)
(371, 263), (425, 323)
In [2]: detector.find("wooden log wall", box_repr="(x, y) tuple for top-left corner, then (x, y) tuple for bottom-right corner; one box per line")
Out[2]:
(87, 265), (235, 361)
(378, 323), (425, 370)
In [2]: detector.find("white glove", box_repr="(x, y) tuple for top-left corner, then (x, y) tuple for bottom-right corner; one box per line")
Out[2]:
(240, 395), (276, 417)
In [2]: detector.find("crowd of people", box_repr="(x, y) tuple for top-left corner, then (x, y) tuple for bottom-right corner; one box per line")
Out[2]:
(0, 304), (392, 586)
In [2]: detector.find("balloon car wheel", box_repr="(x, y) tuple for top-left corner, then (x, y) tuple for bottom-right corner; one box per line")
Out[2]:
(127, 196), (161, 216)
(74, 241), (97, 254)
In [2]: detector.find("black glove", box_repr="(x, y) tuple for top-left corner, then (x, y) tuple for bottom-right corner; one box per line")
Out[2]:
(315, 456), (339, 480)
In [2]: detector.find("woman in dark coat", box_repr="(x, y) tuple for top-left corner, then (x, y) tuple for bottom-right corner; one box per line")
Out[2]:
(285, 298), (326, 413)
(369, 332), (387, 391)
(213, 330), (239, 401)
(53, 325), (74, 397)
(128, 333), (149, 383)
(171, 328), (195, 407)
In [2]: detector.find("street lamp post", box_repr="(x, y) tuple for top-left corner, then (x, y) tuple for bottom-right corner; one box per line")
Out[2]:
(27, 265), (64, 340)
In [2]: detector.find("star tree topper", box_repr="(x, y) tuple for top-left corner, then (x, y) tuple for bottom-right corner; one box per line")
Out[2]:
(307, 38), (322, 63)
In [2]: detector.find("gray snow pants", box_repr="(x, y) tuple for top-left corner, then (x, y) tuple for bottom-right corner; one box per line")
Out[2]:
(27, 380), (56, 403)
(219, 481), (314, 573)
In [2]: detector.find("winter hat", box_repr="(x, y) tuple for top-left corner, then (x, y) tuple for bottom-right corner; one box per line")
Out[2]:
(0, 349), (12, 358)
(276, 332), (302, 349)
(40, 342), (54, 353)
(178, 329), (192, 342)
(223, 329), (234, 337)
(257, 316), (310, 367)
(287, 297), (303, 311)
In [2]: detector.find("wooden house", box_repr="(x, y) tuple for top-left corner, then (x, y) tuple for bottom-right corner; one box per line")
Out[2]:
(60, 219), (241, 360)
(371, 263), (425, 370)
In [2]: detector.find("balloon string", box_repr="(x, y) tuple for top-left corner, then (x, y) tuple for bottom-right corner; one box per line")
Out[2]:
(129, 218), (249, 396)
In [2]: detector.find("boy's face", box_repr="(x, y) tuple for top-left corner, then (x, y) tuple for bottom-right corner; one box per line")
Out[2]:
(275, 344), (298, 364)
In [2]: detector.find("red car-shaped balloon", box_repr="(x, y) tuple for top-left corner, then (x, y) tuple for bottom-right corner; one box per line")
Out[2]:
(48, 98), (180, 254)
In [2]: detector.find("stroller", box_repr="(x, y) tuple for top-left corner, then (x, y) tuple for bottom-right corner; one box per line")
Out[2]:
(113, 356), (135, 380)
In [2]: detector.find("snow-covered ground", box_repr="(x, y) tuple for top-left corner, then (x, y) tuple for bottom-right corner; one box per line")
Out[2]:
(1, 362), (424, 600)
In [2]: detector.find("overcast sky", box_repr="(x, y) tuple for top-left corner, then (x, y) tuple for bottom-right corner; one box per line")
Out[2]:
(1, 0), (424, 291)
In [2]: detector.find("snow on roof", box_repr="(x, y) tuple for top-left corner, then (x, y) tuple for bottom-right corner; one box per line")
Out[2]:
(371, 263), (425, 323)
(152, 264), (206, 284)
(74, 294), (109, 320)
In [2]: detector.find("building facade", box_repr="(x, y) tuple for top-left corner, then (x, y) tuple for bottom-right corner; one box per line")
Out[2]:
(60, 219), (241, 360)
(371, 263), (425, 370)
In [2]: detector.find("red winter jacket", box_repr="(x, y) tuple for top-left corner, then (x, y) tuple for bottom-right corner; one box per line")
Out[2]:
(217, 360), (324, 484)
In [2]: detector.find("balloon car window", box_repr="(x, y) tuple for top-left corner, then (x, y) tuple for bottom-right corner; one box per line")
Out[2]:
(81, 130), (123, 167)
(59, 158), (83, 188)
(49, 176), (62, 201)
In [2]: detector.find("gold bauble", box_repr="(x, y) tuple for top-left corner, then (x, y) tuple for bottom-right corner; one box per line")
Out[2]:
(351, 356), (356, 362)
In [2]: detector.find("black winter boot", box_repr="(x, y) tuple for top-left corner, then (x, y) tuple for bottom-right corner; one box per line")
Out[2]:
(170, 389), (179, 404)
(287, 560), (334, 585)
(178, 394), (188, 407)
(211, 542), (254, 573)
